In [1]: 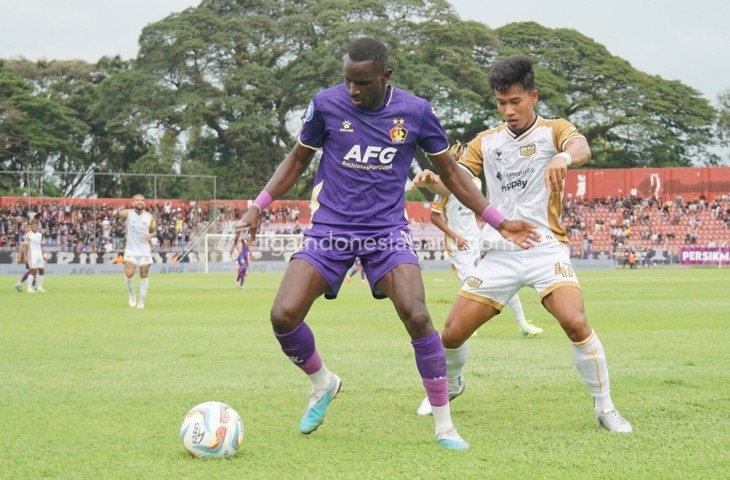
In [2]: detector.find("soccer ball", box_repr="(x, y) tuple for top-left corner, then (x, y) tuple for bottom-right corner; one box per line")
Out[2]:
(180, 401), (243, 458)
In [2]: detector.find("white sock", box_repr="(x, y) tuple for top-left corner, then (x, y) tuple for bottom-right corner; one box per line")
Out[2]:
(572, 330), (615, 414)
(27, 274), (35, 291)
(36, 275), (44, 289)
(507, 294), (528, 328)
(445, 343), (469, 394)
(307, 366), (332, 392)
(431, 404), (454, 433)
(139, 278), (149, 303)
(126, 277), (134, 294)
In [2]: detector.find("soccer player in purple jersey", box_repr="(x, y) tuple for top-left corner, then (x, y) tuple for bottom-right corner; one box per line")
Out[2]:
(235, 38), (539, 450)
(236, 238), (253, 289)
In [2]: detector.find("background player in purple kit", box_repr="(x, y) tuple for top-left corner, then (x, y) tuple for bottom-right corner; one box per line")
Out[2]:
(235, 38), (539, 450)
(344, 256), (366, 284)
(236, 238), (253, 289)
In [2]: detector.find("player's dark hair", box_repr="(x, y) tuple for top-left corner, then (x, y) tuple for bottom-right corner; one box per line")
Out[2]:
(488, 55), (536, 93)
(346, 38), (388, 71)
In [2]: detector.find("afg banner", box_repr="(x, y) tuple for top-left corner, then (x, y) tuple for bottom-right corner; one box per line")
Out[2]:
(679, 247), (730, 265)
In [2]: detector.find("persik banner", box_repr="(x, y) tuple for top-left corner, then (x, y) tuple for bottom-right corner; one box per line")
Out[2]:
(679, 247), (730, 265)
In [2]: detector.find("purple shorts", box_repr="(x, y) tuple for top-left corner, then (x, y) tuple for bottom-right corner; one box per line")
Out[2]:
(291, 225), (420, 299)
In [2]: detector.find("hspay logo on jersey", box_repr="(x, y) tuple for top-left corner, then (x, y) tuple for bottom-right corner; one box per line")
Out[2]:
(501, 179), (528, 192)
(389, 118), (408, 143)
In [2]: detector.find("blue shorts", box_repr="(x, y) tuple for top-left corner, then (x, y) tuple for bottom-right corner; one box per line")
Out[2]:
(291, 225), (420, 299)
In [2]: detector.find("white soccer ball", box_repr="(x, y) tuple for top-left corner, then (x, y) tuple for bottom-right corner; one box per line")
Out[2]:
(180, 401), (244, 458)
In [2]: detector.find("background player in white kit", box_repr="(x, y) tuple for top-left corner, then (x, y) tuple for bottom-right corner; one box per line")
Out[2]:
(114, 194), (157, 309)
(24, 221), (47, 293)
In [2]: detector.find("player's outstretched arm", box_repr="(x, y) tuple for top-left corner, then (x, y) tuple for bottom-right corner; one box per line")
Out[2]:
(430, 210), (468, 250)
(411, 169), (451, 197)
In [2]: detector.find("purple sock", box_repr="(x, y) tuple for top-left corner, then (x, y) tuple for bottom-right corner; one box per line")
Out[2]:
(275, 322), (322, 374)
(412, 331), (449, 407)
(20, 271), (29, 283)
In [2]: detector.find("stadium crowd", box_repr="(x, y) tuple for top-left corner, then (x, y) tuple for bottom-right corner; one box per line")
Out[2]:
(1, 194), (728, 262)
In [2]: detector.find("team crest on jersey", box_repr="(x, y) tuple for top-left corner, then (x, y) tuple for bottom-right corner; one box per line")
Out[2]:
(520, 144), (536, 156)
(389, 118), (408, 143)
(340, 120), (354, 133)
(465, 276), (482, 288)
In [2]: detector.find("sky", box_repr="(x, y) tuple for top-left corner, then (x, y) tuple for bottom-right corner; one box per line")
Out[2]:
(1, 0), (728, 103)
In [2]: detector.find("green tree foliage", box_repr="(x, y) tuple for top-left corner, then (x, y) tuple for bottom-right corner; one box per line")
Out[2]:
(2, 5), (725, 202)
(496, 22), (718, 167)
(0, 58), (156, 197)
(122, 0), (500, 198)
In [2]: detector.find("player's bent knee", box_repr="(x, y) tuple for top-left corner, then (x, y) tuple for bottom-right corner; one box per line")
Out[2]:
(269, 304), (303, 333)
(441, 324), (469, 348)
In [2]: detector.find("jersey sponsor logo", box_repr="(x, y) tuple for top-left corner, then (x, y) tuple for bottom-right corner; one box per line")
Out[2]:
(504, 167), (535, 178)
(343, 145), (397, 164)
(389, 118), (408, 143)
(520, 144), (536, 156)
(339, 120), (354, 133)
(501, 179), (528, 192)
(304, 101), (314, 122)
(465, 276), (482, 288)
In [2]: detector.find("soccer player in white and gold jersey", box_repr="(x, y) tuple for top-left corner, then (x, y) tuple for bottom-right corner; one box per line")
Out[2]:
(413, 55), (632, 433)
(114, 194), (157, 309)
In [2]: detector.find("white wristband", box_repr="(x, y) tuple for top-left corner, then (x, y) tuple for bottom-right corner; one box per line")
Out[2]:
(556, 152), (572, 167)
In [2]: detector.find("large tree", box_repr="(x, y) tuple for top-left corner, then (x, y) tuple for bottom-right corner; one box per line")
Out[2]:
(117, 0), (500, 198)
(0, 62), (89, 195)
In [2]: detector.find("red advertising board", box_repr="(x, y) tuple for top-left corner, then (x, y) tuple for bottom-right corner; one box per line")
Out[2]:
(564, 166), (730, 201)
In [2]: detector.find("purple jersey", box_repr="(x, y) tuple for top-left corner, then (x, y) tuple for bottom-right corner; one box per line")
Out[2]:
(237, 247), (249, 267)
(299, 83), (450, 233)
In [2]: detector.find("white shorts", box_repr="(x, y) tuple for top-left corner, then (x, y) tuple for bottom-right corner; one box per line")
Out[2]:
(29, 251), (45, 269)
(124, 252), (153, 266)
(459, 242), (580, 311)
(449, 249), (480, 285)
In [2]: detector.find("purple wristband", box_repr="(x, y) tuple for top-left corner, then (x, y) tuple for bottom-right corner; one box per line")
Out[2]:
(253, 191), (273, 211)
(481, 205), (505, 229)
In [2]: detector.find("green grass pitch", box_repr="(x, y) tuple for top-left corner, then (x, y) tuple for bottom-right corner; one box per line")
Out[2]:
(1, 268), (728, 479)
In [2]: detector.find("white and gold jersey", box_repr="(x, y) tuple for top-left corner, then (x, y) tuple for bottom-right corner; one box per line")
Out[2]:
(124, 209), (155, 256)
(459, 116), (584, 251)
(431, 193), (481, 253)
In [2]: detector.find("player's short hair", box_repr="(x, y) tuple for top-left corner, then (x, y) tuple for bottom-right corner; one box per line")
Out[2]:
(488, 55), (536, 93)
(345, 38), (388, 71)
(132, 193), (146, 200)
